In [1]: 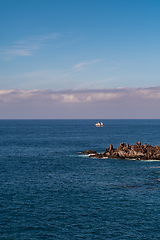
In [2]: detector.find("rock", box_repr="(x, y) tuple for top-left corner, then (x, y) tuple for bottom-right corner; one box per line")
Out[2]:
(82, 142), (160, 160)
(82, 149), (97, 154)
(109, 144), (113, 150)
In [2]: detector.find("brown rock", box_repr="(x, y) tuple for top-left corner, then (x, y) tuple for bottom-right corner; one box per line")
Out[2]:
(82, 142), (160, 160)
(82, 149), (97, 154)
(109, 144), (113, 150)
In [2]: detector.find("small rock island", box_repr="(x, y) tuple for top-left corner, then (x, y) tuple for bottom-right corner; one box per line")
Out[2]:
(82, 142), (160, 160)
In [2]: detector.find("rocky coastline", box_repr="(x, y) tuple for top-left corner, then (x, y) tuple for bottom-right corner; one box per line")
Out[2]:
(82, 142), (160, 160)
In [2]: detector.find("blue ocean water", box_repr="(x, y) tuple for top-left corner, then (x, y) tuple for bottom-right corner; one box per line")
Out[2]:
(0, 119), (160, 239)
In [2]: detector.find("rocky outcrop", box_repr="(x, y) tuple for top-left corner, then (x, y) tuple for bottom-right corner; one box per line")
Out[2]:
(82, 142), (160, 160)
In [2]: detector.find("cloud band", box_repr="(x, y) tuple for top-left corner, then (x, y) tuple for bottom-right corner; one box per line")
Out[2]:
(0, 87), (160, 119)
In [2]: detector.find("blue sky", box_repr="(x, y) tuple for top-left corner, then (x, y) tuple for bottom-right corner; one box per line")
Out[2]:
(0, 0), (160, 118)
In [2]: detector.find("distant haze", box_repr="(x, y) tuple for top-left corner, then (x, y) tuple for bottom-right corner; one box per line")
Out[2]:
(0, 87), (160, 119)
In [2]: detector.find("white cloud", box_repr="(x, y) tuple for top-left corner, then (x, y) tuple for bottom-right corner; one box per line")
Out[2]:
(1, 87), (160, 119)
(1, 87), (160, 104)
(73, 59), (102, 71)
(0, 33), (60, 60)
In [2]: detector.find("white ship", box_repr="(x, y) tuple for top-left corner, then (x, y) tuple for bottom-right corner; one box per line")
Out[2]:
(95, 122), (104, 127)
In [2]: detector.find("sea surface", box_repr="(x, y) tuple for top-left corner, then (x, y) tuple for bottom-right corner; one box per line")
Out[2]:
(0, 119), (160, 239)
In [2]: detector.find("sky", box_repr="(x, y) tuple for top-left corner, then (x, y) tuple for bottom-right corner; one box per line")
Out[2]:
(0, 0), (160, 119)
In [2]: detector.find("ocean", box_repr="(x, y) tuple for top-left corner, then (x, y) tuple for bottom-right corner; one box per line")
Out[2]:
(0, 119), (160, 239)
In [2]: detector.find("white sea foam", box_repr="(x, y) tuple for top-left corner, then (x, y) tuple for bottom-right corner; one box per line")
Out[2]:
(150, 166), (160, 168)
(143, 160), (160, 162)
(78, 154), (89, 157)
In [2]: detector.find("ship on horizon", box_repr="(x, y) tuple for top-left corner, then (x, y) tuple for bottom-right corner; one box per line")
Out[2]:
(95, 122), (104, 127)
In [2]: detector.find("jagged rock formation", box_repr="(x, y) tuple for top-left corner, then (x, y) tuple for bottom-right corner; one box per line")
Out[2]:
(82, 142), (160, 160)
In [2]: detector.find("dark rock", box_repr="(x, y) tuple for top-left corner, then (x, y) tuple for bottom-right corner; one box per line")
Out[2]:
(82, 149), (97, 154)
(82, 142), (160, 160)
(109, 144), (113, 151)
